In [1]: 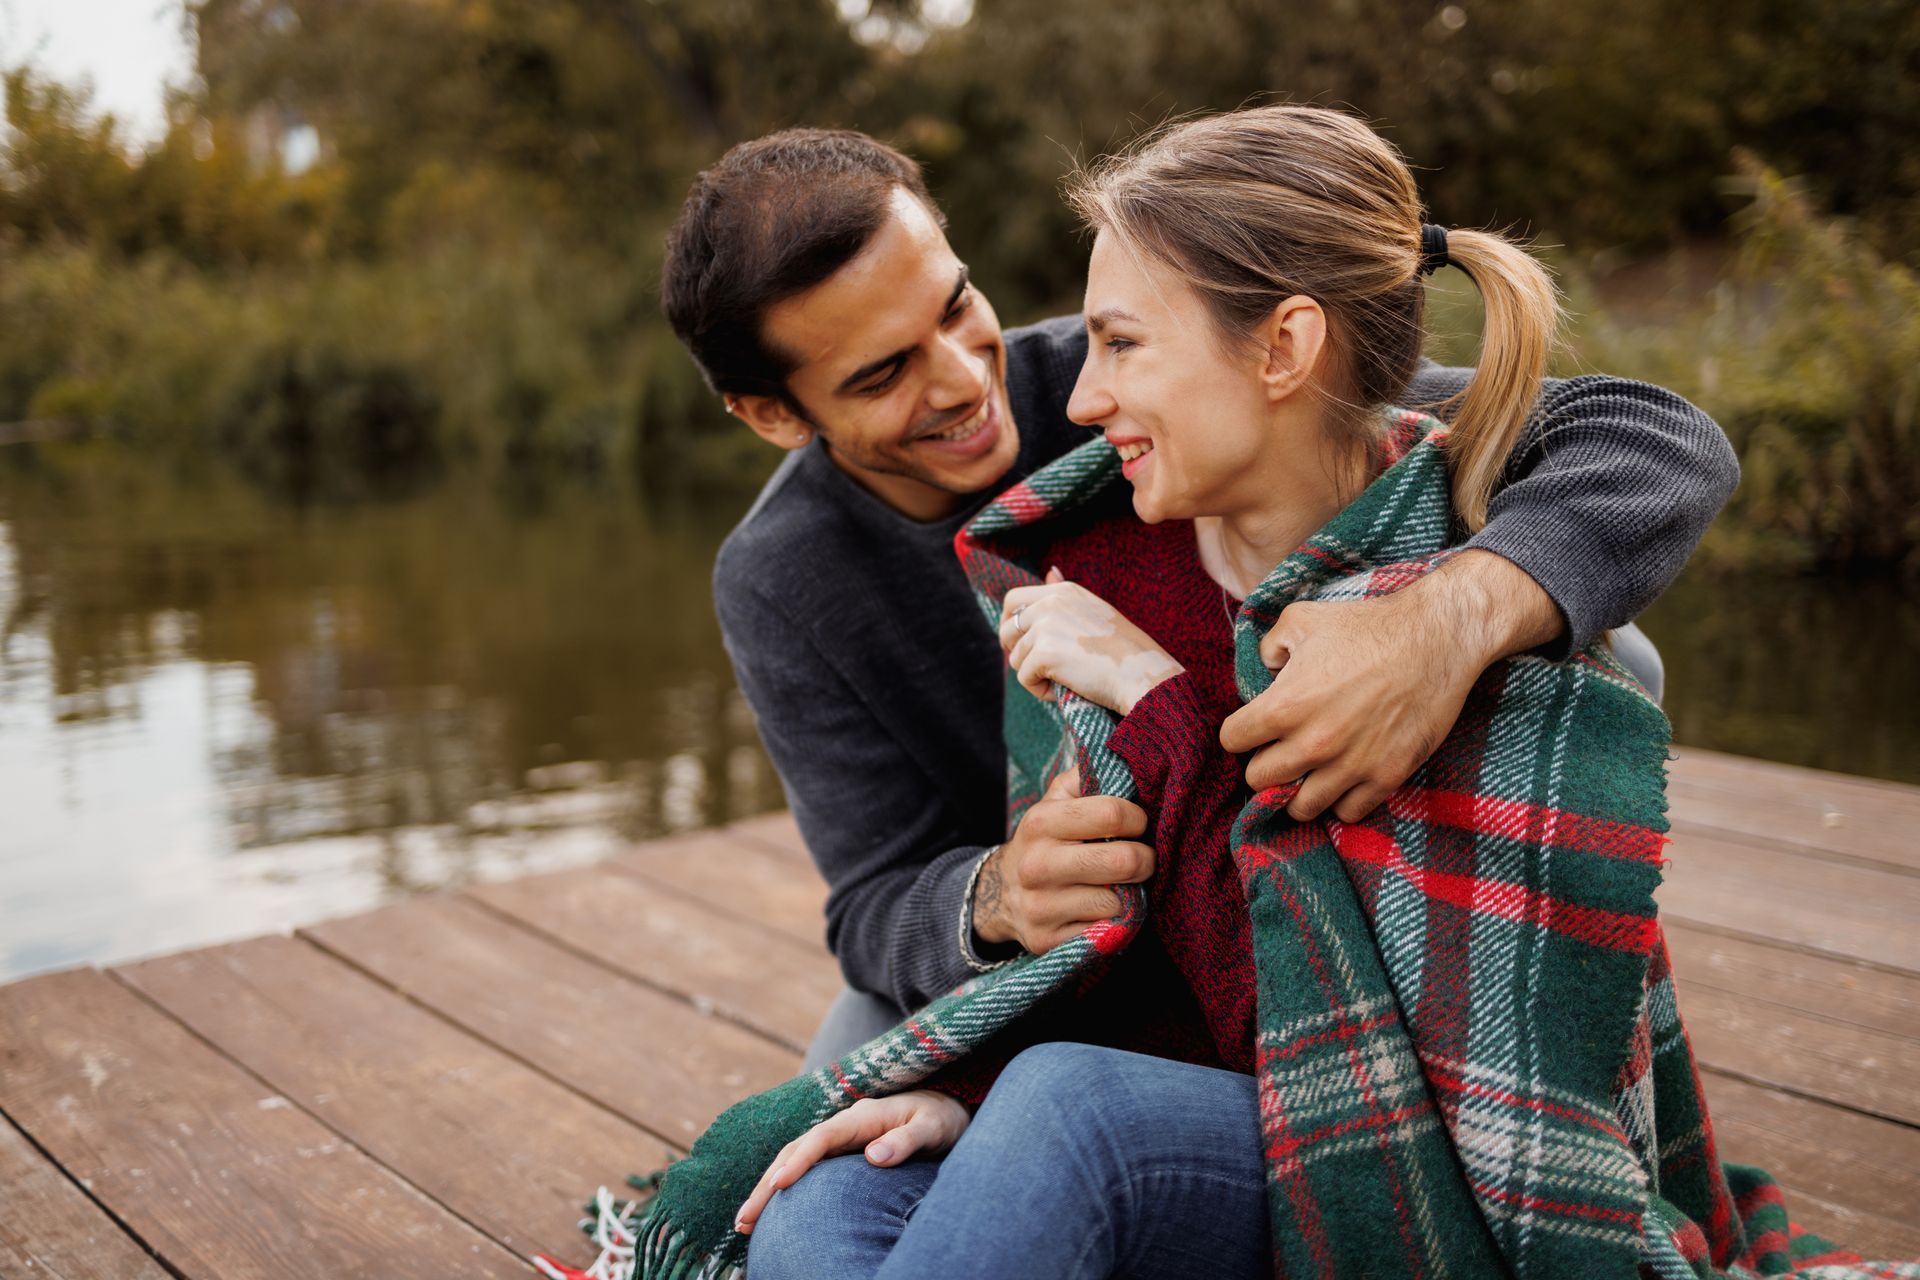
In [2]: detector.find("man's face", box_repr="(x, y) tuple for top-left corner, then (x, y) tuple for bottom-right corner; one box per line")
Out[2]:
(738, 188), (1019, 521)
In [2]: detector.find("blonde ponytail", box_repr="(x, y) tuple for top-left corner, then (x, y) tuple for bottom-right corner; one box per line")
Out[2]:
(1428, 229), (1561, 530)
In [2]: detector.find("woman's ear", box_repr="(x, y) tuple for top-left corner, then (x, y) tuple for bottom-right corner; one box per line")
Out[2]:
(728, 393), (816, 450)
(1257, 295), (1327, 403)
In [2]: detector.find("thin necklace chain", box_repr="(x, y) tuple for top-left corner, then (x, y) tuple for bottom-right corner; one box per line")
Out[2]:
(1199, 520), (1245, 635)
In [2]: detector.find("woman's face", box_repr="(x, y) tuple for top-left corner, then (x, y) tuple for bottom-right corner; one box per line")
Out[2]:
(1066, 230), (1285, 524)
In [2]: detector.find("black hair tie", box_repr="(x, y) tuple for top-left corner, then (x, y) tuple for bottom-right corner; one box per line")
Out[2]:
(1418, 223), (1450, 276)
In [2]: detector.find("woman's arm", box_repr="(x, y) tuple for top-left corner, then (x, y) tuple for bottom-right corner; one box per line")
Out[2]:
(733, 1091), (971, 1236)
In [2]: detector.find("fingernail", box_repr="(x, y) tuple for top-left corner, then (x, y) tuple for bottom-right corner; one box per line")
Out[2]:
(867, 1140), (893, 1163)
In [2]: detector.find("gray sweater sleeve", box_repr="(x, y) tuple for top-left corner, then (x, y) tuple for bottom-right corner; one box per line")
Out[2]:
(715, 577), (985, 1013)
(1406, 362), (1739, 657)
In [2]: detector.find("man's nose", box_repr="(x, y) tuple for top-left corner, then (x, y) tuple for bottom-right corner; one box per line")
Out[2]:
(925, 330), (989, 409)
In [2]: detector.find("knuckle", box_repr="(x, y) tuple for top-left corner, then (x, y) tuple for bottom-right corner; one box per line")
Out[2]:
(1297, 732), (1337, 762)
(1091, 796), (1130, 831)
(1131, 842), (1157, 878)
(1255, 690), (1297, 722)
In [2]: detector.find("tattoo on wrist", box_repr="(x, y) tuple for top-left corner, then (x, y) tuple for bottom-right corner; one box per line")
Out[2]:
(959, 846), (1013, 972)
(975, 850), (1005, 928)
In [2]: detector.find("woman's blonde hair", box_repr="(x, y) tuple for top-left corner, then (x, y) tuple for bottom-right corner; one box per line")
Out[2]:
(1065, 105), (1559, 530)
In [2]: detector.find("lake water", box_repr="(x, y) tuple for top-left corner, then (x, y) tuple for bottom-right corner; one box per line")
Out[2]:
(2, 449), (1914, 981)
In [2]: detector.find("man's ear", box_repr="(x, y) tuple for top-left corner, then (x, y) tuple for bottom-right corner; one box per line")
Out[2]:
(727, 393), (816, 450)
(1256, 295), (1328, 403)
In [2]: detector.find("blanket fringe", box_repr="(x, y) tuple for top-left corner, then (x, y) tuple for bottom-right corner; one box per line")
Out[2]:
(536, 1178), (740, 1280)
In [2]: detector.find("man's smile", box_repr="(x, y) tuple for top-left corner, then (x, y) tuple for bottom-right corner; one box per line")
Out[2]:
(912, 390), (1002, 458)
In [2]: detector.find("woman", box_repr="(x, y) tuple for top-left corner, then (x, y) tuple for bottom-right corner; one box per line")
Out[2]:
(615, 106), (1906, 1280)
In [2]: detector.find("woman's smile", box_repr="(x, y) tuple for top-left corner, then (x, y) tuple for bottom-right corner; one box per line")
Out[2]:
(1109, 434), (1155, 479)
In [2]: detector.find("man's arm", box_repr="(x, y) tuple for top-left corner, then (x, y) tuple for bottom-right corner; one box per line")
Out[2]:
(717, 575), (990, 1013)
(1410, 363), (1740, 657)
(1220, 366), (1738, 820)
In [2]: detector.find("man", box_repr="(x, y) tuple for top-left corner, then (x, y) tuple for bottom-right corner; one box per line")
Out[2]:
(663, 128), (1735, 1067)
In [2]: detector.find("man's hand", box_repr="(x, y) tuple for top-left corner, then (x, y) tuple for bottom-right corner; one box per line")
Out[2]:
(972, 767), (1153, 954)
(1218, 551), (1563, 823)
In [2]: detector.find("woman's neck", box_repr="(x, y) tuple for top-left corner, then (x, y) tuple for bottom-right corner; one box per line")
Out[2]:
(1195, 428), (1368, 599)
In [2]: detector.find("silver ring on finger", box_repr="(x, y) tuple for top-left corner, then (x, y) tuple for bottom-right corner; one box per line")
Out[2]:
(1011, 605), (1027, 632)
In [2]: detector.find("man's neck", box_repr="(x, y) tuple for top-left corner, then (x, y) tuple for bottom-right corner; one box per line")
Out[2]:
(822, 446), (970, 523)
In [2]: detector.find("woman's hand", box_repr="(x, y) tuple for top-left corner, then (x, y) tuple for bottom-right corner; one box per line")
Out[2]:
(734, 1091), (971, 1235)
(1000, 569), (1184, 715)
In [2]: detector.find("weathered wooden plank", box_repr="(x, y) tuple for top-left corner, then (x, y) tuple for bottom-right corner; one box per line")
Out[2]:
(115, 934), (654, 1262)
(1667, 748), (1920, 874)
(468, 864), (839, 1052)
(0, 968), (522, 1279)
(1667, 921), (1920, 1125)
(1657, 826), (1920, 973)
(611, 828), (827, 943)
(1681, 985), (1919, 1127)
(725, 811), (810, 861)
(1667, 921), (1920, 1039)
(0, 1116), (172, 1280)
(1673, 748), (1920, 824)
(1667, 771), (1920, 873)
(1703, 1072), (1920, 1259)
(305, 892), (798, 1141)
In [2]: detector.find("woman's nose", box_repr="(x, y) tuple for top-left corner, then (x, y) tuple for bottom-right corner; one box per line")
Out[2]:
(1067, 361), (1116, 428)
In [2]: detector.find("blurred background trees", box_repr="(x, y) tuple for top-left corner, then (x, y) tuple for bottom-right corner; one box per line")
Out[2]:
(3, 0), (1917, 567)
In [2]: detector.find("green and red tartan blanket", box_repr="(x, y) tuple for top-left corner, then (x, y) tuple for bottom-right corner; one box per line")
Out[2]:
(551, 410), (1918, 1280)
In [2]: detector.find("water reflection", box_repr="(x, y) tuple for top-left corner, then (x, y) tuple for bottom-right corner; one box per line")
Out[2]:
(3, 446), (1915, 983)
(1641, 570), (1920, 786)
(0, 449), (785, 980)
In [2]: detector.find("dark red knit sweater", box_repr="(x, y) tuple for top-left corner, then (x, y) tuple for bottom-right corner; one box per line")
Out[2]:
(922, 514), (1260, 1105)
(1046, 514), (1260, 1075)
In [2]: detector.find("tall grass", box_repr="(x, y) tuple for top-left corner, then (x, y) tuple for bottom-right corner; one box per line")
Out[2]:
(1422, 169), (1920, 574)
(0, 237), (763, 492)
(1576, 162), (1920, 572)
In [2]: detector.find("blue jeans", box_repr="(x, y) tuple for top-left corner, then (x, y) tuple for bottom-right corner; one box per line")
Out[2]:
(747, 1043), (1270, 1279)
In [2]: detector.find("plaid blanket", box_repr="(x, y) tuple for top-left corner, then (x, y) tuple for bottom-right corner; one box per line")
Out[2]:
(561, 410), (1917, 1280)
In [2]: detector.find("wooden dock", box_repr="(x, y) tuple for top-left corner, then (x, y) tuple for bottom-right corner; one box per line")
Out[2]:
(3, 747), (1917, 1277)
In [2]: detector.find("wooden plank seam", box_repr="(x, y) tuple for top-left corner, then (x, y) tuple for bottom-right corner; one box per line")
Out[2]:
(458, 885), (814, 1056)
(0, 1104), (188, 1280)
(292, 923), (709, 1154)
(100, 966), (533, 1272)
(602, 860), (824, 952)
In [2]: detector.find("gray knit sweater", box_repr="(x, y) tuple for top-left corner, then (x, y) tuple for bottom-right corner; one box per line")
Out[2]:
(713, 315), (1738, 1014)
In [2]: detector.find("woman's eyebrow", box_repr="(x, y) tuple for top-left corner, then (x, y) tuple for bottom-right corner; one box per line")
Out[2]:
(1086, 307), (1144, 333)
(835, 266), (971, 393)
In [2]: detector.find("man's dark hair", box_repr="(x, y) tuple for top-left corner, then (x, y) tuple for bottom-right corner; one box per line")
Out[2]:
(661, 128), (945, 403)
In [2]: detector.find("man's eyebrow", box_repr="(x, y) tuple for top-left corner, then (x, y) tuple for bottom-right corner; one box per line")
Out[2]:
(1085, 307), (1143, 333)
(834, 266), (972, 394)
